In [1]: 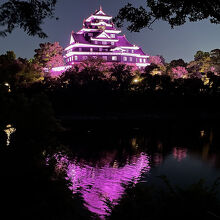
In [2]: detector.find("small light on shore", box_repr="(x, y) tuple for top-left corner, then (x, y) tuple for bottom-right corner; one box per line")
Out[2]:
(4, 83), (11, 92)
(132, 77), (142, 84)
(200, 130), (205, 137)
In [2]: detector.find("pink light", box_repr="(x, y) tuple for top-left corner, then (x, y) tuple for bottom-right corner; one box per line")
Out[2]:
(91, 38), (119, 42)
(65, 43), (110, 51)
(50, 65), (71, 77)
(91, 22), (112, 27)
(51, 66), (71, 72)
(173, 147), (187, 162)
(54, 152), (151, 217)
(90, 15), (112, 20)
(65, 51), (149, 58)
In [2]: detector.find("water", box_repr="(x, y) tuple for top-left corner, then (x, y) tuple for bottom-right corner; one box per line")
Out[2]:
(52, 124), (220, 218)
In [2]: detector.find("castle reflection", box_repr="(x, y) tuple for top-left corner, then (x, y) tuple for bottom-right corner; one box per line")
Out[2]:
(56, 152), (150, 217)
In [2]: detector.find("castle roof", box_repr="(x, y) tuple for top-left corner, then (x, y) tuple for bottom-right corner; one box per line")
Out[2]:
(93, 6), (111, 17)
(116, 36), (133, 47)
(71, 33), (89, 44)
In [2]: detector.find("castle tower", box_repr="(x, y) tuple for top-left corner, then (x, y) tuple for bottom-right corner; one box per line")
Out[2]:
(64, 7), (150, 68)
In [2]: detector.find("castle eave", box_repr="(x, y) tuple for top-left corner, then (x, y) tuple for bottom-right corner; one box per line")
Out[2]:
(64, 51), (150, 58)
(91, 38), (119, 42)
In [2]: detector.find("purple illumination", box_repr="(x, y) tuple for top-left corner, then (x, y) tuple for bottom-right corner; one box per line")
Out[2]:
(50, 65), (71, 77)
(172, 66), (188, 79)
(54, 152), (150, 217)
(50, 7), (152, 77)
(63, 7), (150, 69)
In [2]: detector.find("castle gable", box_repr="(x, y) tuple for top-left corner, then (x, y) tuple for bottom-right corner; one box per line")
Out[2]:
(95, 32), (111, 39)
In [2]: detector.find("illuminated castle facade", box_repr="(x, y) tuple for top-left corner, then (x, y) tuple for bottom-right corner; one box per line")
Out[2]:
(63, 7), (150, 68)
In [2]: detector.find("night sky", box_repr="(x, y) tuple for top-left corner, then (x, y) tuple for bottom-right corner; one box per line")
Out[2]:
(0, 0), (219, 62)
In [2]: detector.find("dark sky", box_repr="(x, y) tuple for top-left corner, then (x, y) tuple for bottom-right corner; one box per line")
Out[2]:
(0, 0), (219, 62)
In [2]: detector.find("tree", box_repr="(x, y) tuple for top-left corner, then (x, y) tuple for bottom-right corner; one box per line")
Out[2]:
(109, 64), (134, 91)
(169, 59), (187, 68)
(149, 55), (165, 66)
(0, 51), (43, 89)
(144, 63), (159, 75)
(115, 1), (220, 31)
(194, 51), (210, 61)
(33, 42), (64, 72)
(149, 55), (166, 75)
(210, 49), (220, 65)
(0, 0), (57, 38)
(172, 66), (188, 78)
(0, 51), (21, 86)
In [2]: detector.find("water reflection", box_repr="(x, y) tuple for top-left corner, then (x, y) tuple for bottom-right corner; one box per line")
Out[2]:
(173, 147), (187, 162)
(4, 124), (16, 146)
(153, 153), (163, 165)
(52, 126), (220, 218)
(56, 152), (150, 218)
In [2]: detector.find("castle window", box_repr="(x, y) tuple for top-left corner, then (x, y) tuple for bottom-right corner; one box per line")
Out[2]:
(88, 33), (93, 37)
(129, 57), (133, 62)
(123, 57), (127, 61)
(110, 34), (115, 38)
(102, 41), (107, 45)
(83, 56), (88, 60)
(102, 56), (107, 60)
(112, 56), (117, 61)
(111, 42), (114, 46)
(90, 48), (93, 52)
(143, 59), (146, 63)
(94, 41), (98, 44)
(140, 58), (142, 63)
(99, 48), (103, 52)
(75, 56), (78, 61)
(79, 48), (82, 52)
(132, 50), (134, 53)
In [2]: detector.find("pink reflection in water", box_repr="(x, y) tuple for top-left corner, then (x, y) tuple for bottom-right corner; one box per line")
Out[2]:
(173, 147), (187, 162)
(63, 152), (150, 217)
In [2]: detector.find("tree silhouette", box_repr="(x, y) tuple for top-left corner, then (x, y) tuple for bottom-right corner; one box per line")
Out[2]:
(0, 0), (57, 38)
(115, 0), (220, 31)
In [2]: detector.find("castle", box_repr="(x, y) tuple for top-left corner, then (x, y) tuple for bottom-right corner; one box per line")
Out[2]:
(64, 6), (150, 66)
(51, 6), (150, 75)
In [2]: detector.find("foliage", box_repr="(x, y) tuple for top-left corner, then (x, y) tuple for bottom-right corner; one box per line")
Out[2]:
(172, 66), (188, 79)
(0, 51), (43, 90)
(115, 1), (220, 31)
(194, 50), (210, 61)
(149, 55), (165, 66)
(210, 49), (220, 65)
(0, 0), (57, 38)
(1, 47), (220, 219)
(34, 42), (64, 72)
(109, 64), (134, 91)
(169, 58), (187, 68)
